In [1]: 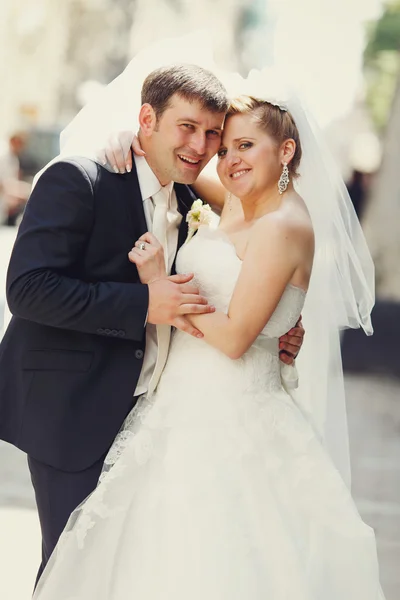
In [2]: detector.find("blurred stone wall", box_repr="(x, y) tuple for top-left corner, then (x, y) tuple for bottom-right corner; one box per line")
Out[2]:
(0, 0), (136, 136)
(363, 68), (400, 300)
(128, 0), (245, 72)
(1, 0), (267, 136)
(57, 0), (136, 123)
(0, 0), (70, 136)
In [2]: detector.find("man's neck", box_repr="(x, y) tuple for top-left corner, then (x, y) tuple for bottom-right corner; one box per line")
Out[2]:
(138, 134), (171, 187)
(144, 156), (171, 187)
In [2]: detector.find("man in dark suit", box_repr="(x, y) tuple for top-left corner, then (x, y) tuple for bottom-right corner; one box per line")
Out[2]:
(0, 64), (304, 583)
(0, 64), (230, 581)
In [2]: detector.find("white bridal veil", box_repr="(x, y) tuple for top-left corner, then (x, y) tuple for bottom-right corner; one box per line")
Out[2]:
(45, 32), (375, 488)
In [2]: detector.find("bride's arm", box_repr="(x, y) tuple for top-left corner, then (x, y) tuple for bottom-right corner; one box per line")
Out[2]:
(188, 215), (311, 359)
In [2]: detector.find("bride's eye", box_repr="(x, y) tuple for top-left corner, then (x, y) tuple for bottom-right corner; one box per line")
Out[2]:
(217, 148), (227, 158)
(239, 142), (253, 150)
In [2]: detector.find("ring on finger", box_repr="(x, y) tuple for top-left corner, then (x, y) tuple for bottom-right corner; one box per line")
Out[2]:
(138, 242), (146, 251)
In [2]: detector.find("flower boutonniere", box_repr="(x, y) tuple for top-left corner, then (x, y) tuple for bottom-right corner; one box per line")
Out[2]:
(185, 199), (212, 244)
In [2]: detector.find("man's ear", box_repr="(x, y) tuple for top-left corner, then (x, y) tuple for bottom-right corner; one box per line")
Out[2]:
(139, 103), (157, 137)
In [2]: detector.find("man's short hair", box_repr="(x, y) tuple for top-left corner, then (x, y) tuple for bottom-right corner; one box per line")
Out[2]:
(141, 64), (228, 118)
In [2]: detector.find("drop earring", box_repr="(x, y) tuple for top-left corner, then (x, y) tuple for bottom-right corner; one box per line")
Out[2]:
(278, 163), (289, 195)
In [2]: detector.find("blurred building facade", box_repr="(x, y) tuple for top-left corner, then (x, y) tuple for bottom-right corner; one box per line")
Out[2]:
(1, 0), (279, 140)
(0, 0), (70, 137)
(0, 0), (138, 138)
(363, 69), (400, 300)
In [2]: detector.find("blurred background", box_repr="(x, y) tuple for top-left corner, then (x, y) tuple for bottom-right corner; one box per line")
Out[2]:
(0, 0), (400, 598)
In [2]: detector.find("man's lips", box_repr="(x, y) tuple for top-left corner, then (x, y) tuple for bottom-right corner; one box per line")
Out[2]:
(230, 169), (251, 180)
(177, 154), (202, 167)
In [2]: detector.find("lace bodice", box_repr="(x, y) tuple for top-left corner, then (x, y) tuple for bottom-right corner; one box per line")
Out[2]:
(176, 222), (306, 340)
(169, 221), (306, 396)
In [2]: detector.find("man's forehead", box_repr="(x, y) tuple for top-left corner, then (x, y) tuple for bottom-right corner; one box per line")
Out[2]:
(167, 95), (225, 125)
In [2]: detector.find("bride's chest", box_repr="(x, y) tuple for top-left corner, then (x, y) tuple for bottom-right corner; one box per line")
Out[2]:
(176, 227), (242, 307)
(176, 224), (305, 339)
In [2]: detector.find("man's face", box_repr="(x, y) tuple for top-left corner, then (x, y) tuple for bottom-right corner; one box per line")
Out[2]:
(143, 94), (225, 185)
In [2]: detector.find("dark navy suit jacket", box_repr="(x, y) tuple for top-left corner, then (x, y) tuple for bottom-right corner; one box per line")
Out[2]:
(0, 157), (194, 472)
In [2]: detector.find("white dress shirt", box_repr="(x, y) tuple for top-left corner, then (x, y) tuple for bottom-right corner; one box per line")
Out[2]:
(134, 155), (182, 396)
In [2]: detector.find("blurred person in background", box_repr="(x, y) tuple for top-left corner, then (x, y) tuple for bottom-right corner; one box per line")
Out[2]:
(0, 132), (31, 226)
(346, 168), (373, 221)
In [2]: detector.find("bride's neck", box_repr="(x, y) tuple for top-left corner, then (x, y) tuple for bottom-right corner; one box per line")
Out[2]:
(240, 181), (294, 222)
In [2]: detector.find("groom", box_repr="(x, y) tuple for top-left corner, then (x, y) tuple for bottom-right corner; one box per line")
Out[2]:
(0, 64), (303, 581)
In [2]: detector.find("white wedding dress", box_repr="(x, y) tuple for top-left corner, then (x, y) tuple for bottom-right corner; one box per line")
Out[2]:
(34, 223), (385, 600)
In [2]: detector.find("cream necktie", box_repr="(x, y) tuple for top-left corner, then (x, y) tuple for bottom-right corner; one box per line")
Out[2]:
(147, 186), (171, 396)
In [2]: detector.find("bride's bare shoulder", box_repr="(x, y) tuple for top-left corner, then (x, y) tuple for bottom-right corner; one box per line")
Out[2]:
(252, 195), (314, 252)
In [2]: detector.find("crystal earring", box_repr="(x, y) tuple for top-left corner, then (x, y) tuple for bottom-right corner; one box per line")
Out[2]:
(278, 163), (289, 195)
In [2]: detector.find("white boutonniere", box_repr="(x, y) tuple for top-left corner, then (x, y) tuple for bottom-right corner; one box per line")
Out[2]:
(185, 199), (212, 244)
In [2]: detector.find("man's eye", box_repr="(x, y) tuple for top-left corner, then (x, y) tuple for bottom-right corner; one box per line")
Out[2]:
(207, 130), (221, 138)
(182, 124), (194, 130)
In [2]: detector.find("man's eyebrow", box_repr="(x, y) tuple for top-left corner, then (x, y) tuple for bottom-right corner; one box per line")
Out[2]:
(177, 118), (223, 131)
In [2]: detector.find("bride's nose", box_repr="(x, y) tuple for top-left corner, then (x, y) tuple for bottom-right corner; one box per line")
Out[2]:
(226, 150), (241, 168)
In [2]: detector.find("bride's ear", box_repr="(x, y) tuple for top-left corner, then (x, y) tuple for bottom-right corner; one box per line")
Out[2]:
(280, 139), (296, 167)
(139, 103), (157, 136)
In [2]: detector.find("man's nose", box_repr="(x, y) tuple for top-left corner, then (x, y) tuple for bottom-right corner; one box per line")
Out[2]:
(190, 131), (207, 156)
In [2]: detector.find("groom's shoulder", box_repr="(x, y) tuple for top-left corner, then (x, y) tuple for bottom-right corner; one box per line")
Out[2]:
(58, 157), (134, 192)
(37, 157), (101, 194)
(59, 156), (101, 188)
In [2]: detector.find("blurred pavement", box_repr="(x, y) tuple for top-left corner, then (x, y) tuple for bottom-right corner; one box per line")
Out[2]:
(0, 228), (399, 599)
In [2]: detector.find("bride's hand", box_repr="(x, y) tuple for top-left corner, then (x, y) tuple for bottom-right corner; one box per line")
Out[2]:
(128, 232), (167, 284)
(97, 130), (144, 174)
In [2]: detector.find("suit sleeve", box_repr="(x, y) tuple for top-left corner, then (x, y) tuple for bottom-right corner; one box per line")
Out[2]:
(6, 160), (148, 342)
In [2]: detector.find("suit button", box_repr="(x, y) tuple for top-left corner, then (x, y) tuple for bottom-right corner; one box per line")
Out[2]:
(118, 330), (126, 338)
(111, 329), (118, 337)
(97, 328), (104, 334)
(105, 328), (111, 335)
(135, 349), (144, 360)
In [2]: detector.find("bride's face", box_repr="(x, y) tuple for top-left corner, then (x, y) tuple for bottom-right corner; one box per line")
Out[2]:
(217, 113), (282, 200)
(140, 93), (224, 186)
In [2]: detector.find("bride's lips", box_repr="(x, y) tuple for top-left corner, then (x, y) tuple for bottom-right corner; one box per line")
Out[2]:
(177, 154), (202, 169)
(229, 169), (251, 180)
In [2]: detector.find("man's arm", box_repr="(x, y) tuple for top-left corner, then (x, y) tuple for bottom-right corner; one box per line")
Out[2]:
(6, 160), (149, 341)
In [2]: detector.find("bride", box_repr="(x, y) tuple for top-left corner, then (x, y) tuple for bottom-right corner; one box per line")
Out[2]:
(33, 51), (383, 600)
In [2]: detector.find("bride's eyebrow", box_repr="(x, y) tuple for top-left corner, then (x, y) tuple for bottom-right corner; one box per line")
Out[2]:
(232, 137), (257, 142)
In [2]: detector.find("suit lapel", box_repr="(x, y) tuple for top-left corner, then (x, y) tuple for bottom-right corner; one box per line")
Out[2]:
(172, 183), (196, 274)
(175, 183), (196, 250)
(122, 160), (148, 237)
(119, 174), (195, 271)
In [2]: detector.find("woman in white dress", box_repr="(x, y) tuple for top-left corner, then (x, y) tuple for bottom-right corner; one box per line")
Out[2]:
(32, 64), (385, 598)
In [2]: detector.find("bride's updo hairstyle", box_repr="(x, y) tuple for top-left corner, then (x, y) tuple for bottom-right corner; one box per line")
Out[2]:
(226, 96), (302, 178)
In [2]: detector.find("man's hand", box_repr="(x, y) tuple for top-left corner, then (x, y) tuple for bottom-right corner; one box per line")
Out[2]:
(279, 317), (305, 365)
(148, 274), (215, 338)
(128, 232), (166, 284)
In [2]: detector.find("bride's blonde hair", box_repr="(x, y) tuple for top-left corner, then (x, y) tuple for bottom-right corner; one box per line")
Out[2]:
(226, 96), (302, 177)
